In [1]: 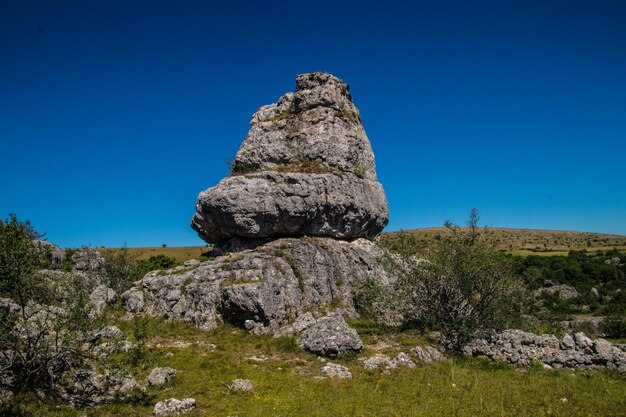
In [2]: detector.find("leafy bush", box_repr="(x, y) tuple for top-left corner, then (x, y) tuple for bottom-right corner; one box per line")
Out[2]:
(102, 245), (138, 293)
(134, 254), (177, 278)
(401, 210), (526, 350)
(603, 318), (626, 338)
(358, 209), (527, 351)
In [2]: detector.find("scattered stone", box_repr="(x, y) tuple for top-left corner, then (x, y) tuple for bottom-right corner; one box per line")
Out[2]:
(230, 379), (253, 392)
(389, 352), (416, 369)
(361, 354), (392, 370)
(147, 367), (177, 387)
(298, 312), (363, 357)
(321, 363), (352, 379)
(410, 346), (446, 364)
(152, 398), (196, 416)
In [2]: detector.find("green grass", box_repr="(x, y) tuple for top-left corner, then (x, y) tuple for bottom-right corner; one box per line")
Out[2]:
(10, 317), (625, 417)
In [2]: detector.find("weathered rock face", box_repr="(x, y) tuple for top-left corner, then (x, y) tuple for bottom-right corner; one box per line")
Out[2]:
(121, 237), (397, 333)
(191, 72), (389, 244)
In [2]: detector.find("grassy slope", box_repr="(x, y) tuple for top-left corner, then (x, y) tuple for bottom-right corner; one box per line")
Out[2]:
(20, 317), (625, 417)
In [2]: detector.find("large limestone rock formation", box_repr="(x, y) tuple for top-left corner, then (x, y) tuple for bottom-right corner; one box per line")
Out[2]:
(191, 72), (389, 245)
(122, 73), (398, 356)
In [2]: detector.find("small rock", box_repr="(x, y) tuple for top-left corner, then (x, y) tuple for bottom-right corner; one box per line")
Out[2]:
(121, 287), (145, 313)
(389, 352), (416, 369)
(410, 346), (446, 363)
(89, 285), (116, 317)
(274, 313), (316, 338)
(561, 334), (576, 350)
(573, 332), (593, 350)
(230, 379), (253, 392)
(147, 367), (177, 387)
(298, 312), (363, 357)
(152, 398), (196, 416)
(321, 363), (352, 379)
(362, 354), (391, 370)
(183, 259), (201, 268)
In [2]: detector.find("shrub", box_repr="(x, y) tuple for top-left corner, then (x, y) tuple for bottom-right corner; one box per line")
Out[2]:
(134, 254), (178, 279)
(358, 209), (527, 351)
(400, 210), (527, 350)
(603, 318), (626, 338)
(102, 244), (138, 293)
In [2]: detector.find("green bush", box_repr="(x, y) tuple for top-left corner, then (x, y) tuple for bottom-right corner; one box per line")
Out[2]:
(603, 318), (626, 338)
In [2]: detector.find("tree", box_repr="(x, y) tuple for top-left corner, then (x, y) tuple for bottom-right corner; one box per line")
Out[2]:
(0, 214), (46, 302)
(0, 215), (97, 397)
(398, 209), (526, 351)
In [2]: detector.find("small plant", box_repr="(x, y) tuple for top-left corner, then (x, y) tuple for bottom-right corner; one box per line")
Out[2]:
(351, 162), (366, 178)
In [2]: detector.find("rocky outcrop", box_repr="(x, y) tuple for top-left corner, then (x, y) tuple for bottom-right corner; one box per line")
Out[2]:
(121, 237), (397, 334)
(191, 72), (388, 245)
(463, 330), (626, 372)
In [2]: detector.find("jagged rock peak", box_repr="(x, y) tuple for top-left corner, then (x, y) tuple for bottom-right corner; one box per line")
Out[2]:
(191, 72), (389, 244)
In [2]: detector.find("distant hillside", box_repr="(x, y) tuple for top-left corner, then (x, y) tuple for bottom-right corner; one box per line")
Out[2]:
(388, 227), (626, 256)
(102, 228), (626, 262)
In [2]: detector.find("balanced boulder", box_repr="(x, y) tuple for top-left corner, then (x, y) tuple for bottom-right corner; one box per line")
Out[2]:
(191, 72), (389, 245)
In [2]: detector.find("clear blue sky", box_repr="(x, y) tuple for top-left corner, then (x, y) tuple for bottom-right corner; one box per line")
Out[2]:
(1, 0), (625, 248)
